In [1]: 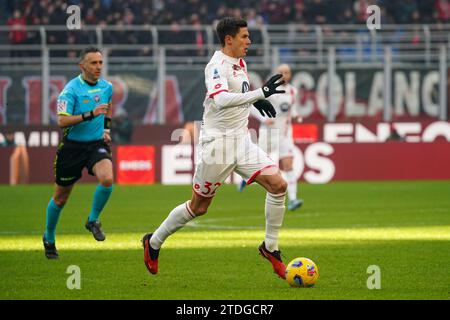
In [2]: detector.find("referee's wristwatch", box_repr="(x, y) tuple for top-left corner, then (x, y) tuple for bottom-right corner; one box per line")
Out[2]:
(82, 111), (95, 121)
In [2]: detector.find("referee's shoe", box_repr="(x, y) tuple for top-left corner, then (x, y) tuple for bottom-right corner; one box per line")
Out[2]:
(43, 236), (59, 259)
(85, 220), (106, 241)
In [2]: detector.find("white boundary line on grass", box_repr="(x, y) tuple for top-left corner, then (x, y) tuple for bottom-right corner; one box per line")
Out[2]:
(185, 212), (321, 230)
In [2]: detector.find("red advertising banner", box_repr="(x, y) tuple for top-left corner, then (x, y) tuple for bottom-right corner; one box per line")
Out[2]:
(117, 146), (155, 185)
(327, 142), (450, 181)
(0, 122), (449, 184)
(292, 123), (319, 143)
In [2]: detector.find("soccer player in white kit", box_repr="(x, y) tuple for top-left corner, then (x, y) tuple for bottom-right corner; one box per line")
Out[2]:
(252, 64), (304, 211)
(142, 17), (289, 279)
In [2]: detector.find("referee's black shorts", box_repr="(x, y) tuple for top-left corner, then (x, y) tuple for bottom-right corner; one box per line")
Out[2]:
(54, 139), (112, 186)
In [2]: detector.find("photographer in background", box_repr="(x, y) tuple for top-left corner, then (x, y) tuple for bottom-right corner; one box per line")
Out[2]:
(111, 108), (133, 144)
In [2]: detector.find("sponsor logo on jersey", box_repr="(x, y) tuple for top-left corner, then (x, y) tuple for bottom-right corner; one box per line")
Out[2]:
(280, 103), (290, 112)
(60, 176), (76, 181)
(213, 68), (220, 79)
(98, 148), (107, 153)
(94, 95), (100, 103)
(242, 81), (249, 93)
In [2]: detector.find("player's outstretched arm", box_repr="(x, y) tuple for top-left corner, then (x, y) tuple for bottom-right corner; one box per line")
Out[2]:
(213, 73), (286, 109)
(213, 89), (265, 109)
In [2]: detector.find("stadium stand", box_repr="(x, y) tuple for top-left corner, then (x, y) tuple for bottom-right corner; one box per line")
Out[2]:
(3, 0), (447, 28)
(0, 0), (448, 125)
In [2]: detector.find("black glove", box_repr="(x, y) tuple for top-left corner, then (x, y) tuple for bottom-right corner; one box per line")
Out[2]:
(253, 100), (276, 118)
(262, 74), (285, 98)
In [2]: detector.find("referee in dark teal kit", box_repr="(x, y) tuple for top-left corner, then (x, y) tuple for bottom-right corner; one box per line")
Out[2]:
(43, 47), (114, 259)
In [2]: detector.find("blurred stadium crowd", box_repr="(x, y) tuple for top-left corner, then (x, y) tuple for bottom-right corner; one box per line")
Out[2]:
(1, 0), (448, 57)
(3, 0), (448, 31)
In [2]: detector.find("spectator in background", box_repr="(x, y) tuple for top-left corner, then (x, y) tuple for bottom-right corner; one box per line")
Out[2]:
(66, 32), (78, 58)
(305, 0), (328, 24)
(1, 0), (12, 19)
(160, 21), (192, 57)
(215, 4), (229, 23)
(246, 8), (264, 27)
(391, 0), (419, 24)
(354, 0), (371, 24)
(101, 0), (113, 10)
(111, 108), (134, 144)
(7, 9), (27, 57)
(435, 0), (450, 22)
(261, 0), (288, 24)
(191, 14), (206, 57)
(328, 0), (355, 24)
(85, 8), (98, 25)
(416, 0), (435, 23)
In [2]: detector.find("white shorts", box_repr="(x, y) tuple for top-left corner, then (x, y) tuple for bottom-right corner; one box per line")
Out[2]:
(258, 127), (294, 162)
(193, 134), (276, 197)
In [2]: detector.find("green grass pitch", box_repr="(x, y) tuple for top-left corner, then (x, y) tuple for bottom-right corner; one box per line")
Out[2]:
(0, 181), (449, 300)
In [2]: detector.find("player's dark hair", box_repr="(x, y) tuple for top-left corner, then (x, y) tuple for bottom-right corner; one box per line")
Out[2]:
(79, 46), (102, 62)
(216, 17), (248, 47)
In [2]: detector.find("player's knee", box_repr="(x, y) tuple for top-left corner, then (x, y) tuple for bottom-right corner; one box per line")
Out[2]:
(99, 176), (114, 187)
(53, 195), (68, 207)
(269, 179), (287, 194)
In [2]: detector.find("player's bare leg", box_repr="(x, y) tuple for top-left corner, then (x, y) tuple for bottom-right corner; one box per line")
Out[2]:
(18, 146), (30, 184)
(93, 159), (114, 187)
(143, 192), (212, 274)
(53, 184), (75, 207)
(188, 192), (214, 216)
(85, 159), (114, 241)
(254, 167), (288, 278)
(280, 157), (303, 211)
(9, 147), (24, 185)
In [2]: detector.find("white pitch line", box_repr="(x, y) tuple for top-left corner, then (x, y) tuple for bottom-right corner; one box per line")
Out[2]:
(185, 212), (321, 230)
(194, 212), (320, 223)
(186, 222), (260, 230)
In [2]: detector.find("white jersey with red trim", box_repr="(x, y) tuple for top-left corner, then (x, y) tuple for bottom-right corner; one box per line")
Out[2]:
(202, 50), (259, 138)
(262, 83), (298, 140)
(192, 51), (275, 196)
